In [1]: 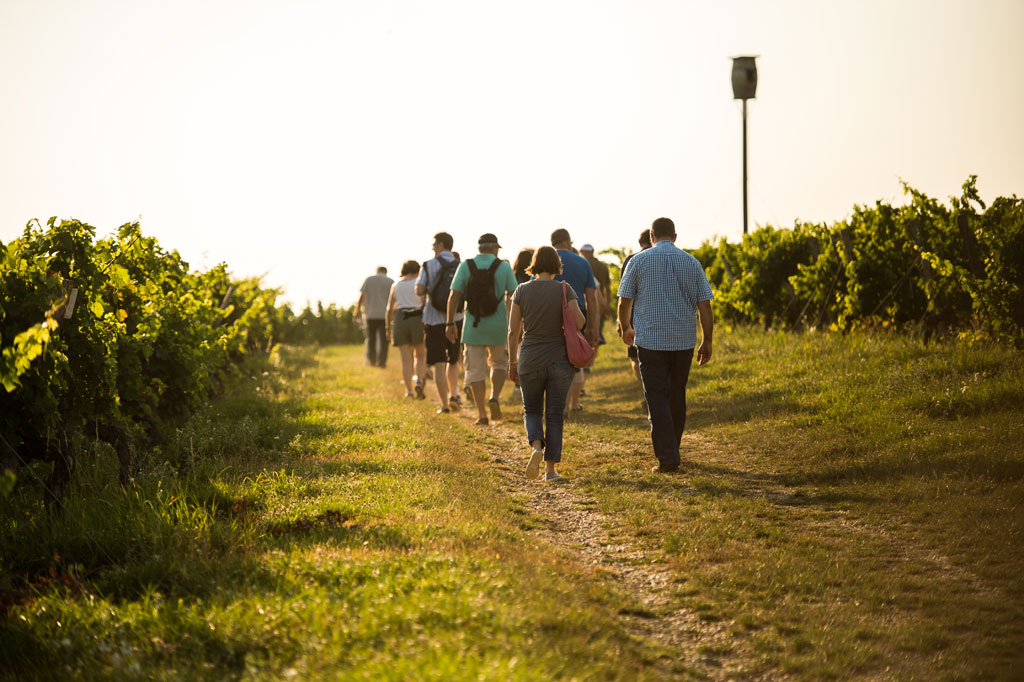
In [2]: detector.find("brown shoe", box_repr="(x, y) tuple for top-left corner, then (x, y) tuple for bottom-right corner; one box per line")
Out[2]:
(651, 465), (679, 474)
(488, 398), (502, 421)
(474, 417), (489, 426)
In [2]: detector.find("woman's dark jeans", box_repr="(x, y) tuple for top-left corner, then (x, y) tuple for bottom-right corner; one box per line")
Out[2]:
(518, 360), (576, 462)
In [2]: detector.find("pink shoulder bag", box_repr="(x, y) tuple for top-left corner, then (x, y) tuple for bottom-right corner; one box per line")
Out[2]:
(562, 281), (595, 369)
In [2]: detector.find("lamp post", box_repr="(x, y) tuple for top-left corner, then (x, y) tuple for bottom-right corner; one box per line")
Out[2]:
(731, 56), (758, 236)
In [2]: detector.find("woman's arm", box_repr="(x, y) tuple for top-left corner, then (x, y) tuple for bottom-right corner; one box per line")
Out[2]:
(507, 302), (523, 383)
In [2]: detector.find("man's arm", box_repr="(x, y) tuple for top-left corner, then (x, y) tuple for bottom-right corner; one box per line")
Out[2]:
(355, 292), (365, 321)
(617, 297), (635, 346)
(696, 300), (714, 365)
(415, 265), (428, 297)
(445, 290), (464, 343)
(584, 287), (599, 346)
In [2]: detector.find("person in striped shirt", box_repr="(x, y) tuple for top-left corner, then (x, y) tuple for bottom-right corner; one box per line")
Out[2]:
(617, 217), (714, 473)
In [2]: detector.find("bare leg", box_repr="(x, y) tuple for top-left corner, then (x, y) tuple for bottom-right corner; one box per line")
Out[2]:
(567, 378), (583, 411)
(413, 345), (426, 386)
(399, 345), (414, 393)
(489, 368), (507, 401)
(471, 380), (487, 419)
(447, 362), (461, 401)
(433, 362), (449, 409)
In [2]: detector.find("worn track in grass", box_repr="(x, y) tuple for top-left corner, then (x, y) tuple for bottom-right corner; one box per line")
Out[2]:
(460, 407), (767, 681)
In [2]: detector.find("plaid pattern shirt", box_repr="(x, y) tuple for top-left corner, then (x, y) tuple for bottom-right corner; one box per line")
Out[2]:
(617, 240), (713, 351)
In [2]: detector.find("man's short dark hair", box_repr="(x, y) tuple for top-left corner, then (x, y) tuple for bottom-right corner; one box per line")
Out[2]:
(377, 266), (388, 275)
(651, 218), (675, 239)
(550, 228), (571, 246)
(639, 229), (652, 248)
(433, 231), (453, 251)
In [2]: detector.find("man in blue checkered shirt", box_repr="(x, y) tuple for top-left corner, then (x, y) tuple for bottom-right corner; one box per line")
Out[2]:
(617, 217), (714, 473)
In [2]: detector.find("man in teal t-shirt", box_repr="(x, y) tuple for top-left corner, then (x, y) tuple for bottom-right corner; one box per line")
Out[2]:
(445, 233), (519, 426)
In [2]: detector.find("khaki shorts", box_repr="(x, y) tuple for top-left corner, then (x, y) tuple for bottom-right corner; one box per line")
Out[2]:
(464, 345), (509, 383)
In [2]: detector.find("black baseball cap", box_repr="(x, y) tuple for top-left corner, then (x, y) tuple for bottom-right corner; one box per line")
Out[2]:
(478, 233), (502, 247)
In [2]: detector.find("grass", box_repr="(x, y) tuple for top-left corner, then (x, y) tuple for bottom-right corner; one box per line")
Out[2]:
(565, 326), (1024, 680)
(0, 349), (672, 681)
(2, 327), (1023, 680)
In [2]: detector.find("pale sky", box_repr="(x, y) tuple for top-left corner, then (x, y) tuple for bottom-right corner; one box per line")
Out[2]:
(2, 0), (1022, 307)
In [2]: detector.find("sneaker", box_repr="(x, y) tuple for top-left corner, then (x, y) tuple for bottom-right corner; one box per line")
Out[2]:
(405, 391), (415, 399)
(544, 471), (563, 482)
(526, 449), (543, 480)
(474, 417), (489, 426)
(651, 465), (679, 474)
(415, 383), (426, 400)
(464, 383), (473, 401)
(449, 396), (460, 412)
(436, 407), (451, 415)
(488, 398), (502, 421)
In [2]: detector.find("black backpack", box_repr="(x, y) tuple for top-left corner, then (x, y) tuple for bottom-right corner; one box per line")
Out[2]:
(465, 259), (502, 326)
(427, 258), (462, 314)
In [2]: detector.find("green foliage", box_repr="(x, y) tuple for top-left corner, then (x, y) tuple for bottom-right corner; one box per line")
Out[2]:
(0, 219), (361, 494)
(681, 178), (1023, 345)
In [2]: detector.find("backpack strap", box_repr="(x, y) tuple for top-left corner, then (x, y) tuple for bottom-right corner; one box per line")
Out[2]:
(467, 260), (478, 275)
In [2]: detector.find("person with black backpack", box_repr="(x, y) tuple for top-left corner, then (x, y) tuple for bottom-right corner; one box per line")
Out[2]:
(415, 231), (465, 415)
(445, 233), (519, 426)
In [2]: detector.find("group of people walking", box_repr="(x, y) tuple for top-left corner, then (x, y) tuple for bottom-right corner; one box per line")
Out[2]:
(356, 218), (714, 480)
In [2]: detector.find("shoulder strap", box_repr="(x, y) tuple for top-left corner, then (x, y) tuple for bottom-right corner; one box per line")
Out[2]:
(486, 258), (501, 274)
(467, 260), (478, 274)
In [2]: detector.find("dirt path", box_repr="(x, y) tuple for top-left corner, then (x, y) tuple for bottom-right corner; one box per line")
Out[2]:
(466, 409), (769, 680)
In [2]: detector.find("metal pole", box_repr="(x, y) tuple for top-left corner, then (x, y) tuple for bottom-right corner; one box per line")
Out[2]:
(742, 98), (749, 236)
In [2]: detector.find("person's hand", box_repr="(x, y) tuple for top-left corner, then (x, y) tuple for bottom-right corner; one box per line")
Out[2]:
(386, 327), (392, 343)
(697, 340), (712, 365)
(620, 325), (635, 347)
(508, 362), (518, 384)
(445, 324), (457, 344)
(585, 327), (599, 347)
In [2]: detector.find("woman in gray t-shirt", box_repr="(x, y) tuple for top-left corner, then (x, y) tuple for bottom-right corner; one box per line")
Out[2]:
(507, 246), (585, 482)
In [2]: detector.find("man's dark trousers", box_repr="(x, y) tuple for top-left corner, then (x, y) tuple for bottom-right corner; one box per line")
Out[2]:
(365, 318), (388, 367)
(637, 347), (694, 470)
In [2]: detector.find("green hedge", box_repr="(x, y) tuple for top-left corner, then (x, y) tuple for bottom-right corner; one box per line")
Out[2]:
(686, 177), (1023, 345)
(1, 218), (360, 495)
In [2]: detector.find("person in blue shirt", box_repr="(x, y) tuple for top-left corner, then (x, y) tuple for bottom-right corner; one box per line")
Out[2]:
(617, 217), (714, 473)
(550, 228), (599, 412)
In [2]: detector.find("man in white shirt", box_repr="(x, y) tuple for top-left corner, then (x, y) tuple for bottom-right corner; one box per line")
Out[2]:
(415, 232), (465, 414)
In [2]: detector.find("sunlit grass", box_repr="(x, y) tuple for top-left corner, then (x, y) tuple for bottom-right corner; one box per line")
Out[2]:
(0, 347), (669, 681)
(564, 326), (1024, 680)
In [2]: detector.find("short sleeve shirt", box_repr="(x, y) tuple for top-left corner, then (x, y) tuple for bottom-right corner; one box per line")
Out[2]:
(391, 279), (423, 310)
(416, 251), (462, 326)
(360, 274), (394, 319)
(451, 253), (518, 346)
(585, 255), (611, 292)
(617, 240), (713, 351)
(512, 279), (577, 372)
(554, 250), (597, 314)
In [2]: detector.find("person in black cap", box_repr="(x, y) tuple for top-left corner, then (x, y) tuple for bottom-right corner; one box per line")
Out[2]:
(446, 233), (519, 425)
